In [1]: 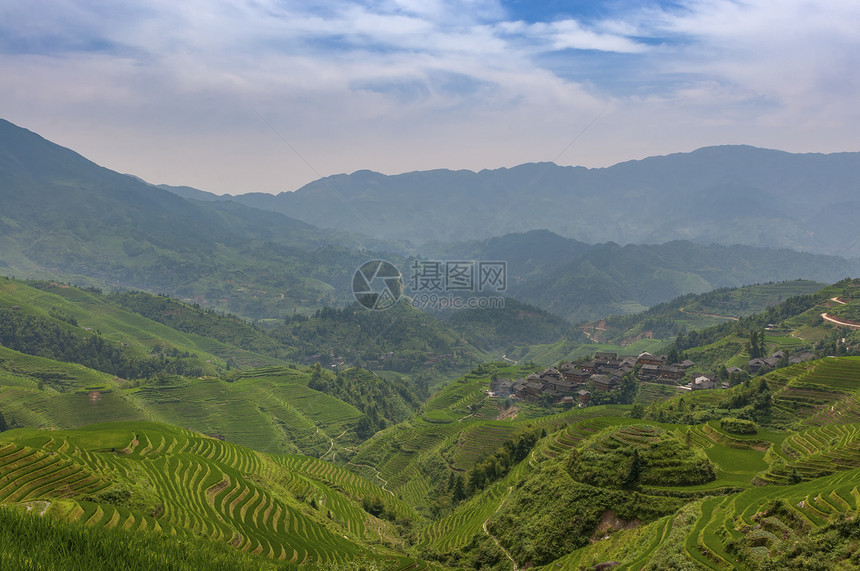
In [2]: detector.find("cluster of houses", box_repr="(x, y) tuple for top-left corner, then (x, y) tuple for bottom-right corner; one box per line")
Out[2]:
(489, 352), (696, 405)
(489, 348), (822, 404)
(747, 350), (814, 373)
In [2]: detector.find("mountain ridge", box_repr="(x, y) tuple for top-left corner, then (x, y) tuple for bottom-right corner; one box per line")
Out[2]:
(165, 144), (860, 255)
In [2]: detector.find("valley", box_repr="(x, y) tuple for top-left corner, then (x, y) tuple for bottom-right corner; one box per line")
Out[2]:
(1, 120), (859, 570)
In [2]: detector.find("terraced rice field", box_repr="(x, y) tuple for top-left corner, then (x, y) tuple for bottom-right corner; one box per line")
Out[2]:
(0, 422), (427, 568)
(771, 358), (860, 426)
(418, 481), (508, 551)
(447, 423), (518, 471)
(542, 466), (860, 570)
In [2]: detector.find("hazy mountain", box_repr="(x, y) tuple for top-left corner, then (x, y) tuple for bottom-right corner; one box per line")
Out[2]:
(429, 231), (860, 322)
(2, 117), (859, 326)
(191, 146), (860, 256)
(0, 118), (386, 317)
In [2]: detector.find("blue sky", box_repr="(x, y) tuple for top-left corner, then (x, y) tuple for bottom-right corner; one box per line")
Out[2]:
(1, 0), (858, 194)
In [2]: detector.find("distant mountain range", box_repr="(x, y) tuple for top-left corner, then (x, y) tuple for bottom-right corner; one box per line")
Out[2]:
(178, 145), (860, 257)
(2, 117), (859, 325)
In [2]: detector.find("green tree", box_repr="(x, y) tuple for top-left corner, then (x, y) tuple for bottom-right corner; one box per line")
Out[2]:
(619, 371), (639, 405)
(623, 449), (641, 489)
(452, 475), (466, 502)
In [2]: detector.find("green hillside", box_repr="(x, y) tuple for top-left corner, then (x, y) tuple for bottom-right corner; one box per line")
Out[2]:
(438, 298), (587, 354)
(0, 119), (391, 320)
(586, 279), (827, 345)
(2, 268), (860, 568)
(0, 422), (429, 569)
(0, 277), (285, 371)
(668, 278), (860, 374)
(2, 356), (860, 568)
(494, 280), (830, 366)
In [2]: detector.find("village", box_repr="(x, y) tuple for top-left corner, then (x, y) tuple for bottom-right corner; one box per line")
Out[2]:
(489, 349), (817, 406)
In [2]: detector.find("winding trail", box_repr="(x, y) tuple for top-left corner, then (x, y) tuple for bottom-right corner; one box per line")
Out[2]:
(821, 313), (860, 329)
(321, 429), (350, 462)
(679, 306), (739, 321)
(820, 297), (860, 329)
(482, 487), (518, 570)
(347, 462), (394, 496)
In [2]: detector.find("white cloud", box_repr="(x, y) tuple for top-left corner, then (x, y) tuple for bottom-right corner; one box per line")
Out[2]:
(0, 1), (857, 193)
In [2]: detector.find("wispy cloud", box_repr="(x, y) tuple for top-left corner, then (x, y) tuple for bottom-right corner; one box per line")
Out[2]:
(0, 1), (857, 193)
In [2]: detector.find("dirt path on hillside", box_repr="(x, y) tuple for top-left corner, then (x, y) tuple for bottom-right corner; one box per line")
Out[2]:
(821, 313), (860, 329)
(321, 429), (349, 462)
(347, 462), (394, 496)
(679, 307), (739, 321)
(482, 487), (518, 570)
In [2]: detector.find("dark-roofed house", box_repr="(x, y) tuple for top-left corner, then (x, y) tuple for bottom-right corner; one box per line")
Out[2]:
(789, 351), (815, 364)
(561, 364), (591, 384)
(540, 367), (564, 383)
(524, 381), (543, 398)
(637, 352), (663, 366)
(747, 358), (768, 373)
(552, 379), (577, 395)
(490, 378), (514, 397)
(639, 364), (661, 380)
(658, 365), (685, 380)
(594, 352), (618, 363)
(578, 389), (591, 405)
(592, 374), (616, 392)
(512, 380), (527, 398)
(680, 374), (719, 391)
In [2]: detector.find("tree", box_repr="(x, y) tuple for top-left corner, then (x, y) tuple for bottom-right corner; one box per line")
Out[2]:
(619, 371), (639, 405)
(0, 411), (7, 432)
(667, 346), (681, 364)
(746, 329), (765, 359)
(624, 449), (641, 489)
(788, 467), (802, 485)
(452, 475), (466, 502)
